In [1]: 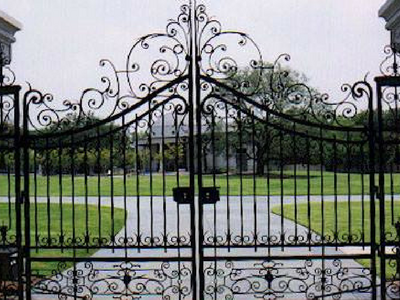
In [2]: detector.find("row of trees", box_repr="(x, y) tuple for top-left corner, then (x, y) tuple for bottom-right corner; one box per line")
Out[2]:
(1, 63), (400, 175)
(0, 131), (187, 176)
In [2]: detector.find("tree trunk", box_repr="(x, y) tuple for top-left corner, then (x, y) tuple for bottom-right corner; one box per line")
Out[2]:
(256, 151), (265, 175)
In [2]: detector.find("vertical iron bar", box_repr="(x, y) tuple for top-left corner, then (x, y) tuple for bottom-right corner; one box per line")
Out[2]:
(34, 147), (38, 251)
(211, 110), (217, 249)
(122, 115), (128, 256)
(225, 103), (231, 251)
(174, 108), (181, 253)
(135, 117), (141, 252)
(194, 31), (204, 300)
(58, 141), (64, 252)
(188, 2), (198, 298)
(251, 111), (257, 250)
(110, 132), (115, 249)
(84, 140), (89, 252)
(369, 80), (377, 299)
(7, 159), (11, 231)
(360, 143), (365, 248)
(293, 123), (298, 245)
(390, 162), (394, 225)
(13, 88), (23, 299)
(266, 114), (271, 255)
(175, 109), (180, 188)
(45, 137), (51, 245)
(306, 133), (311, 250)
(319, 128), (325, 246)
(96, 127), (102, 246)
(148, 106), (154, 247)
(238, 110), (244, 245)
(70, 133), (77, 299)
(319, 128), (326, 299)
(211, 109), (217, 300)
(23, 88), (31, 300)
(346, 132), (352, 242)
(333, 137), (338, 249)
(174, 107), (182, 279)
(376, 80), (386, 299)
(279, 130), (284, 250)
(161, 106), (167, 252)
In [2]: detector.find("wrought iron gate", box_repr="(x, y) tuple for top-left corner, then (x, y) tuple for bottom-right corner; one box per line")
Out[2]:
(1, 2), (400, 299)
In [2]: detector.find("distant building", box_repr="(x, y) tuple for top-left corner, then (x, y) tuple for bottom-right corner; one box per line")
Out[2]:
(137, 113), (249, 173)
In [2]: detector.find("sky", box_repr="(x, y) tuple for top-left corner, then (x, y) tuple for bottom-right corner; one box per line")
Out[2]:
(0, 0), (390, 105)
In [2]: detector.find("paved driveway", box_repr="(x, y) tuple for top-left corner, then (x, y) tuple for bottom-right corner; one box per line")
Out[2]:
(1, 195), (387, 299)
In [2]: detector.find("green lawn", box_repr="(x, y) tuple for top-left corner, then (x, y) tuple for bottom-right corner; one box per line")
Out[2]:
(0, 203), (125, 276)
(0, 171), (397, 197)
(272, 201), (400, 277)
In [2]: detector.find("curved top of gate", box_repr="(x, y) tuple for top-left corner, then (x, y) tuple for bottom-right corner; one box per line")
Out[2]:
(23, 1), (372, 138)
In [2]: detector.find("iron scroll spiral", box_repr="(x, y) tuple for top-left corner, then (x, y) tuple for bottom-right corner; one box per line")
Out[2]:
(21, 2), (371, 135)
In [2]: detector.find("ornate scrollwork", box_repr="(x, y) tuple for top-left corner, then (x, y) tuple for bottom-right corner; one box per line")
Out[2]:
(21, 1), (370, 136)
(0, 43), (16, 87)
(0, 95), (16, 131)
(203, 259), (372, 300)
(201, 57), (371, 129)
(381, 45), (400, 77)
(379, 44), (400, 133)
(0, 82), (16, 134)
(25, 4), (191, 134)
(127, 4), (191, 97)
(33, 260), (192, 299)
(196, 4), (263, 95)
(386, 221), (400, 300)
(0, 225), (16, 246)
(0, 66), (15, 87)
(32, 231), (191, 249)
(203, 229), (365, 248)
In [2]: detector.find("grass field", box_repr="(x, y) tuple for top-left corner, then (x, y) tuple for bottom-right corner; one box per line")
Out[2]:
(0, 171), (398, 197)
(0, 203), (125, 276)
(272, 201), (400, 277)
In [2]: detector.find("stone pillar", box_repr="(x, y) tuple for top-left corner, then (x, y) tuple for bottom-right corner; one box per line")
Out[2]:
(380, 0), (400, 52)
(0, 10), (22, 64)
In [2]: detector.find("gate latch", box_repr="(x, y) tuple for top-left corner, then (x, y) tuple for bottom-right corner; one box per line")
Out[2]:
(200, 187), (220, 204)
(173, 187), (193, 204)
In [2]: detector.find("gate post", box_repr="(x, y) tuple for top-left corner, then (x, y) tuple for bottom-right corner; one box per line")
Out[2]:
(373, 75), (400, 299)
(368, 79), (378, 299)
(375, 76), (387, 300)
(188, 1), (199, 299)
(13, 85), (23, 300)
(22, 90), (31, 300)
(0, 68), (22, 299)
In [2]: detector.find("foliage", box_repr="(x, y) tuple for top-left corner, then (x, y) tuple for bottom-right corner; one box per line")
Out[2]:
(30, 114), (136, 175)
(207, 62), (330, 174)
